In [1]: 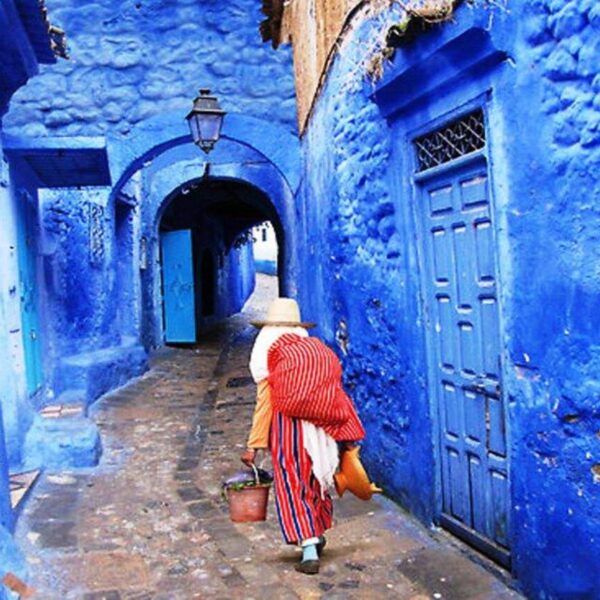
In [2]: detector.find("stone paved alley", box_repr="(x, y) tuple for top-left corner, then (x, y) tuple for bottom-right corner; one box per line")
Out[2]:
(15, 276), (521, 600)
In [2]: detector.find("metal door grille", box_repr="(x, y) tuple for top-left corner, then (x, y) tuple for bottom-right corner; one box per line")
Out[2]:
(88, 203), (105, 266)
(415, 110), (486, 172)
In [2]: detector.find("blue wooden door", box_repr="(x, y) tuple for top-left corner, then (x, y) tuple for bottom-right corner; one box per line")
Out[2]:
(17, 196), (43, 396)
(417, 155), (510, 566)
(161, 230), (197, 343)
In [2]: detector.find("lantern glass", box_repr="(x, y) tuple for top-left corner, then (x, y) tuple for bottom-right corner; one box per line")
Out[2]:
(198, 113), (222, 147)
(186, 89), (226, 154)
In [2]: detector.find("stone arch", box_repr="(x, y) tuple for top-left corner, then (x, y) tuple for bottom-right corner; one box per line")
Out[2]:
(115, 121), (298, 348)
(107, 111), (301, 197)
(147, 156), (295, 290)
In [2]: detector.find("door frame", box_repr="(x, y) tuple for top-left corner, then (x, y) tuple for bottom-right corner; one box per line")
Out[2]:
(393, 91), (513, 567)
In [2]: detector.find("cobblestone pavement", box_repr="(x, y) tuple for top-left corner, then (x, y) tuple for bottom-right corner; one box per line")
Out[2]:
(15, 276), (522, 599)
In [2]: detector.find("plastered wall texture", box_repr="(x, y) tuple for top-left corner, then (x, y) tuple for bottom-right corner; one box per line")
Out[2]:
(0, 0), (60, 587)
(39, 186), (148, 398)
(4, 0), (297, 138)
(505, 1), (600, 596)
(297, 12), (434, 526)
(294, 1), (599, 599)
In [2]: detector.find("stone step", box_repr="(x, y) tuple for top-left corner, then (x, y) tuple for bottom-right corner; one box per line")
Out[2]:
(23, 416), (102, 470)
(56, 345), (148, 407)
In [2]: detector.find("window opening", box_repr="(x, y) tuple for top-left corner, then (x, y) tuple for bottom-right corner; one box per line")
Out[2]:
(415, 109), (485, 172)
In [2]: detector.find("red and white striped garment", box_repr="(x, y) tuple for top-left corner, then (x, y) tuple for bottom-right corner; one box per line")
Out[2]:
(267, 334), (365, 442)
(270, 410), (333, 544)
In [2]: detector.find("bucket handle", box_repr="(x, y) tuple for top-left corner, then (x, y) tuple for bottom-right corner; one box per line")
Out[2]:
(250, 462), (260, 485)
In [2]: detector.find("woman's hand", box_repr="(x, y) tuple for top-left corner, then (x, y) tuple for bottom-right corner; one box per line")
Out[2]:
(240, 448), (257, 466)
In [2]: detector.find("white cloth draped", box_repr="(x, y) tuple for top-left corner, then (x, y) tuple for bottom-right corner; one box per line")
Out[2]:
(249, 325), (339, 494)
(301, 421), (339, 497)
(249, 326), (309, 383)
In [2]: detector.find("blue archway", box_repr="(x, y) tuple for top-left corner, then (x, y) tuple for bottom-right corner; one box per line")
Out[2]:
(108, 113), (301, 348)
(107, 111), (301, 197)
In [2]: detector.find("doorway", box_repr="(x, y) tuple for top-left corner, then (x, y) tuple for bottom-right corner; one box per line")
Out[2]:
(413, 109), (510, 567)
(157, 178), (284, 345)
(16, 191), (43, 397)
(161, 229), (196, 344)
(200, 249), (215, 317)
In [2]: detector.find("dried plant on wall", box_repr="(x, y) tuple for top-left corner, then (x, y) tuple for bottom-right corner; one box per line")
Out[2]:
(336, 0), (508, 89)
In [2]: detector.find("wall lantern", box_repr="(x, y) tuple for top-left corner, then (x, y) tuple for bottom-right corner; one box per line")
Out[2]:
(185, 89), (226, 155)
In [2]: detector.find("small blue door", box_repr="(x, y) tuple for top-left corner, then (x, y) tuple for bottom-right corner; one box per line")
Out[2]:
(16, 195), (43, 396)
(161, 230), (196, 343)
(416, 154), (510, 566)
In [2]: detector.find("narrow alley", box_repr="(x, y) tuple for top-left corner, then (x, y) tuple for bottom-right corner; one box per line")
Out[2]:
(15, 276), (519, 599)
(1, 1), (599, 598)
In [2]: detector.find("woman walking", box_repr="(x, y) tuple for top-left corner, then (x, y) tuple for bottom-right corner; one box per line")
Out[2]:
(242, 298), (365, 574)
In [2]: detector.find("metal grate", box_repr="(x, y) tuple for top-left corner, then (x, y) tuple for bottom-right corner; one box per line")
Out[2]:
(88, 203), (105, 266)
(415, 110), (486, 172)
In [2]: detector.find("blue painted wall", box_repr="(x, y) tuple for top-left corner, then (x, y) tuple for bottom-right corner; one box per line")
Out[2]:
(0, 0), (61, 591)
(295, 1), (600, 598)
(4, 0), (297, 138)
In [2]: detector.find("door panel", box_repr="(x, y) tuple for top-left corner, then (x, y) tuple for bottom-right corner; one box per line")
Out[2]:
(161, 230), (196, 344)
(417, 156), (510, 566)
(17, 197), (43, 396)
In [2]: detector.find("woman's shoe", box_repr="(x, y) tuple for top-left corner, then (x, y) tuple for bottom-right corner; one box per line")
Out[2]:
(294, 559), (320, 575)
(317, 536), (326, 557)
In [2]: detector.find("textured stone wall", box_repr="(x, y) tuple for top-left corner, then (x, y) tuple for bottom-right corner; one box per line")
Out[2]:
(296, 1), (600, 598)
(297, 12), (435, 523)
(5, 0), (297, 137)
(505, 1), (600, 596)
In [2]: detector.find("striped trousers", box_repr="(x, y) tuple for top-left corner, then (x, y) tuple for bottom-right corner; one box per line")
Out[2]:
(270, 411), (333, 544)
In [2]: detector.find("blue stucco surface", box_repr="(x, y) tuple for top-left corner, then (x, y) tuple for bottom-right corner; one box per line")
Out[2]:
(4, 0), (297, 138)
(0, 0), (57, 588)
(295, 1), (600, 598)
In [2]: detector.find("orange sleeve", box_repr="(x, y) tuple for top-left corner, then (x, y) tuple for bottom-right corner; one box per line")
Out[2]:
(246, 379), (273, 449)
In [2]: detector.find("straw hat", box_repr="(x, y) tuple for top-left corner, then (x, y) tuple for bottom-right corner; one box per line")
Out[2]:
(251, 298), (315, 329)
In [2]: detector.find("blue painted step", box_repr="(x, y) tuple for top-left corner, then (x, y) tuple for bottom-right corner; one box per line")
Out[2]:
(23, 415), (102, 470)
